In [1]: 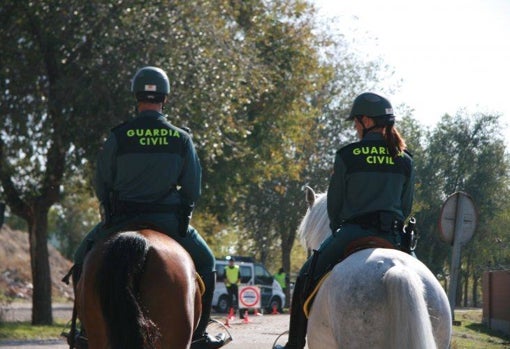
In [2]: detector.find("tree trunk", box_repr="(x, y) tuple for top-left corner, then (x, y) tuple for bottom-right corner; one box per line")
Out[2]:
(281, 230), (293, 306)
(472, 274), (479, 307)
(463, 257), (470, 307)
(28, 206), (53, 325)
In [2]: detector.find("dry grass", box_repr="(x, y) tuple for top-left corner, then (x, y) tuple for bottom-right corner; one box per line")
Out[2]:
(452, 309), (510, 349)
(0, 225), (73, 303)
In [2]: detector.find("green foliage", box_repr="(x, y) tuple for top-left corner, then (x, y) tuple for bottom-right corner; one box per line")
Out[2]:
(408, 112), (510, 304)
(2, 0), (509, 319)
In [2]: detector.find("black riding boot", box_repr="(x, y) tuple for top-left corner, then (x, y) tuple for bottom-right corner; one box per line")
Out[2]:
(191, 271), (226, 349)
(274, 275), (308, 349)
(61, 265), (88, 349)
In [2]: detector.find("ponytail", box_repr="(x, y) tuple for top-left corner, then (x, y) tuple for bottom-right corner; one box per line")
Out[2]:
(383, 125), (406, 158)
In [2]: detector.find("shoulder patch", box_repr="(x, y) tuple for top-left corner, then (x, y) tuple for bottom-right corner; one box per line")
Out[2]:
(178, 126), (191, 134)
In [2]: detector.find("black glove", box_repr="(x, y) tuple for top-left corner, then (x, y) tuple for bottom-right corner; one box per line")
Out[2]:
(178, 204), (193, 237)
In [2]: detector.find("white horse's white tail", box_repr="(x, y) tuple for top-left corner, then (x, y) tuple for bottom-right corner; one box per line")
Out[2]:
(384, 265), (437, 349)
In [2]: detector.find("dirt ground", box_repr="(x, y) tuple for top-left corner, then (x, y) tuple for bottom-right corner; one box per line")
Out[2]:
(0, 305), (299, 349)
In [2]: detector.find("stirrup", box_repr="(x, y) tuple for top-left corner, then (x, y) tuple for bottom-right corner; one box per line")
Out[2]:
(61, 328), (88, 349)
(272, 330), (289, 349)
(191, 319), (232, 348)
(191, 333), (226, 349)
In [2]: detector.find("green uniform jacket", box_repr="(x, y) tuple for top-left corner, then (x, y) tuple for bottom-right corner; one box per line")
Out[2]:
(95, 110), (201, 208)
(327, 132), (414, 232)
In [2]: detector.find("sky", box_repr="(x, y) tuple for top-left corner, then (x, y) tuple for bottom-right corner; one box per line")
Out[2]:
(313, 0), (510, 139)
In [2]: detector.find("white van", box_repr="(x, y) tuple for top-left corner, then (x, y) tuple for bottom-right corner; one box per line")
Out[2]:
(212, 257), (286, 314)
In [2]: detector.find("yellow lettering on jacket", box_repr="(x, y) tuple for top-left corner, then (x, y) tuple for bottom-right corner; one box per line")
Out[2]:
(126, 128), (180, 146)
(353, 146), (395, 165)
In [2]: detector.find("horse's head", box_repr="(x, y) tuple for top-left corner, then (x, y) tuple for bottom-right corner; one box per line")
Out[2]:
(298, 186), (331, 251)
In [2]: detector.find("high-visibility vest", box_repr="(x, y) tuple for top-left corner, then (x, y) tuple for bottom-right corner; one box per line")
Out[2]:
(224, 265), (240, 286)
(274, 272), (286, 289)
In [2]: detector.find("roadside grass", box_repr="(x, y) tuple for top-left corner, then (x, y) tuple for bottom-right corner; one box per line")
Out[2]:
(0, 320), (68, 341)
(451, 309), (510, 349)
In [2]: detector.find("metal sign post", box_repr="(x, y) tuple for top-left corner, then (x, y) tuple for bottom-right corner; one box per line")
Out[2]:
(439, 192), (477, 322)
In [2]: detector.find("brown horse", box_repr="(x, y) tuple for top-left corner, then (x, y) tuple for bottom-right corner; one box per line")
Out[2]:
(75, 229), (202, 349)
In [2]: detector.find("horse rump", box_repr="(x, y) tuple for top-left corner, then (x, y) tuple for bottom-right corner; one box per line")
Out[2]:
(98, 231), (161, 349)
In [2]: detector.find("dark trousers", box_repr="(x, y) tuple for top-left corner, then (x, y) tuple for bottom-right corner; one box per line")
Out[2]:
(226, 284), (239, 310)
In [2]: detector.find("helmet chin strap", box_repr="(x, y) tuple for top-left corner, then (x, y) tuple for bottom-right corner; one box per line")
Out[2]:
(356, 116), (379, 137)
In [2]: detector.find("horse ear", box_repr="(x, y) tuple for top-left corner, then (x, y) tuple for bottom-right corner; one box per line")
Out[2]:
(305, 186), (316, 207)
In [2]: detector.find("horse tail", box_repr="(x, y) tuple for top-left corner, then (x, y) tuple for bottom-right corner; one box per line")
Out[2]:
(97, 232), (160, 349)
(384, 265), (437, 349)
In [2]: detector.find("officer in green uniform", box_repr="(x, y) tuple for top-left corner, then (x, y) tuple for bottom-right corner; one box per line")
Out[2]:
(73, 66), (225, 349)
(274, 92), (415, 349)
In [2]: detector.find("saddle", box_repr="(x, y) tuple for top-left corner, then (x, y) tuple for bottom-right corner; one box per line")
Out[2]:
(303, 236), (397, 318)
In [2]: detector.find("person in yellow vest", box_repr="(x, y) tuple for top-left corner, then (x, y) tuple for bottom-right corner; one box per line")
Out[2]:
(274, 267), (289, 308)
(223, 256), (241, 311)
(274, 267), (288, 290)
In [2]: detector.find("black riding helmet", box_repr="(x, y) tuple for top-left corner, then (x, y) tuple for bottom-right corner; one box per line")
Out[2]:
(131, 66), (170, 103)
(347, 92), (395, 126)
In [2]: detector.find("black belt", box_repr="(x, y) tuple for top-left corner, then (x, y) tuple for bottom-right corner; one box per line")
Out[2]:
(116, 200), (181, 214)
(344, 211), (403, 233)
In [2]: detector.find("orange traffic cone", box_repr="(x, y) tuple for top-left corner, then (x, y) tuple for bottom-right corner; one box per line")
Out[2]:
(242, 310), (250, 323)
(228, 307), (235, 320)
(224, 314), (231, 328)
(271, 304), (279, 315)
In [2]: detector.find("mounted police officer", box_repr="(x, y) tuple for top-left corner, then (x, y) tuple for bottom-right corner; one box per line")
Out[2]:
(274, 92), (416, 349)
(73, 66), (225, 349)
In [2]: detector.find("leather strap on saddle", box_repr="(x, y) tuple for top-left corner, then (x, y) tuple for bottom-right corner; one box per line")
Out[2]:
(344, 236), (395, 259)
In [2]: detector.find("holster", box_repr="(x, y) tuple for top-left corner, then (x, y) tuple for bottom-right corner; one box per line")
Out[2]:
(178, 204), (194, 237)
(101, 190), (118, 228)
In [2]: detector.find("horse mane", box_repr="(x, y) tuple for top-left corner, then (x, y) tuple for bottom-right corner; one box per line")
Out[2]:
(298, 190), (330, 251)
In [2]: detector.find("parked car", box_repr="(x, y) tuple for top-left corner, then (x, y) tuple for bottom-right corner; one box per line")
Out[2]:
(212, 257), (285, 314)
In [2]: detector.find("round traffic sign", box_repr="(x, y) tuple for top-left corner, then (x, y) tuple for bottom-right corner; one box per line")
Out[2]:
(238, 286), (261, 308)
(439, 191), (477, 245)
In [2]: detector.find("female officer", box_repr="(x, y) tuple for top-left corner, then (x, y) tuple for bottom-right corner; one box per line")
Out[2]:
(274, 92), (415, 349)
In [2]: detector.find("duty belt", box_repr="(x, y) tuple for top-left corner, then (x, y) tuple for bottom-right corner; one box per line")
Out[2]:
(344, 211), (403, 233)
(116, 200), (181, 214)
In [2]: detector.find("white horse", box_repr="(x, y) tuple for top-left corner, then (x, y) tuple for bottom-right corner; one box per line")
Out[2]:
(298, 186), (452, 349)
